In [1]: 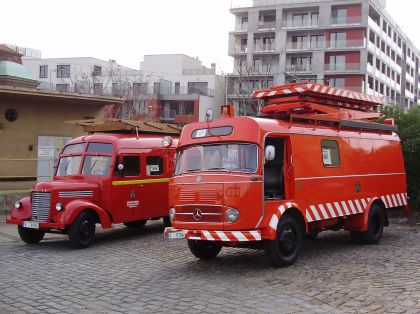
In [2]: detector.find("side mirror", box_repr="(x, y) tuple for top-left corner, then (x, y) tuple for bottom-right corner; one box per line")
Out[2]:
(265, 145), (275, 162)
(205, 108), (214, 123)
(117, 163), (124, 171)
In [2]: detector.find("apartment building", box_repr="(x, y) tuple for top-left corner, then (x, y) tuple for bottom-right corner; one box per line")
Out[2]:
(228, 0), (420, 113)
(22, 54), (225, 125)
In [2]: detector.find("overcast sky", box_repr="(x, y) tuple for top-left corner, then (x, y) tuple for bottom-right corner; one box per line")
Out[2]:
(2, 0), (419, 74)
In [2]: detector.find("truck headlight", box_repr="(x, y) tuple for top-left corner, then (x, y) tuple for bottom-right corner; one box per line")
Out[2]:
(225, 207), (240, 222)
(55, 202), (64, 212)
(15, 201), (22, 209)
(169, 208), (176, 222)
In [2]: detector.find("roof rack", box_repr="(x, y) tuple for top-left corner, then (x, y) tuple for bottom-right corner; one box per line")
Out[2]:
(66, 119), (182, 135)
(252, 82), (397, 133)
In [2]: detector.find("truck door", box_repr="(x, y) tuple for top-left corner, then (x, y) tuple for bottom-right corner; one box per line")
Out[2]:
(111, 154), (143, 223)
(264, 137), (285, 200)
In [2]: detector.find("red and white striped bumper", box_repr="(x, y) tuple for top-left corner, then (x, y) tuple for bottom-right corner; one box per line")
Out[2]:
(164, 227), (262, 242)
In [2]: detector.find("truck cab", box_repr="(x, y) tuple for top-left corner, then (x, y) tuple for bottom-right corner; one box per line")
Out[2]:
(165, 83), (408, 267)
(7, 122), (179, 248)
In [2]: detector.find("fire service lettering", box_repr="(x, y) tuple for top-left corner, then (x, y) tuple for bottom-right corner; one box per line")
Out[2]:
(127, 200), (139, 208)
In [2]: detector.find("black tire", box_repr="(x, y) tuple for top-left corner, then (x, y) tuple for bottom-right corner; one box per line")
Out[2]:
(188, 240), (222, 259)
(68, 211), (96, 249)
(18, 225), (45, 244)
(123, 220), (147, 229)
(163, 216), (171, 228)
(265, 215), (302, 267)
(360, 204), (384, 244)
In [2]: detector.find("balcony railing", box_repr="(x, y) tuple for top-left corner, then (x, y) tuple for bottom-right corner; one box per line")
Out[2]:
(286, 41), (325, 50)
(258, 21), (276, 30)
(327, 39), (366, 49)
(234, 24), (248, 32)
(253, 43), (275, 52)
(182, 68), (215, 75)
(282, 20), (319, 29)
(285, 64), (312, 72)
(331, 16), (362, 25)
(324, 63), (361, 72)
(232, 45), (248, 53)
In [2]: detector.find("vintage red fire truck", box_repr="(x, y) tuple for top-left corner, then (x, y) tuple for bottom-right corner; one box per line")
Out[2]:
(7, 120), (180, 248)
(164, 82), (408, 267)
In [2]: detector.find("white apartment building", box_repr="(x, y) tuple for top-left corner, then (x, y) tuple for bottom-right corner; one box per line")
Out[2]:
(22, 54), (226, 125)
(228, 0), (420, 113)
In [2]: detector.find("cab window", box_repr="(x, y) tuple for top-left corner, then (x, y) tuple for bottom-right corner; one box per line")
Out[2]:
(321, 139), (340, 167)
(87, 143), (113, 153)
(146, 156), (163, 176)
(123, 156), (140, 176)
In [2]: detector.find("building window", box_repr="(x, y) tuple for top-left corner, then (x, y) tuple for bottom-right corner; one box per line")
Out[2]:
(56, 84), (69, 92)
(188, 82), (209, 95)
(311, 12), (319, 26)
(57, 65), (70, 78)
(93, 65), (102, 76)
(332, 8), (347, 24)
(329, 55), (345, 71)
(94, 83), (103, 95)
(39, 65), (48, 78)
(328, 77), (345, 88)
(292, 13), (308, 27)
(292, 35), (307, 49)
(133, 82), (148, 95)
(175, 82), (180, 94)
(291, 57), (312, 71)
(330, 32), (346, 48)
(310, 35), (324, 49)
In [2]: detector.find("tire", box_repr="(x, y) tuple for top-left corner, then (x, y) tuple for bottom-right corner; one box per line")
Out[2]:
(68, 211), (96, 249)
(124, 220), (147, 229)
(360, 204), (384, 244)
(163, 216), (171, 228)
(18, 225), (45, 244)
(188, 240), (222, 259)
(265, 215), (302, 267)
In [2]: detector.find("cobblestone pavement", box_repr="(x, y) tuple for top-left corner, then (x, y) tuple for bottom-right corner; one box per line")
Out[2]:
(0, 218), (419, 314)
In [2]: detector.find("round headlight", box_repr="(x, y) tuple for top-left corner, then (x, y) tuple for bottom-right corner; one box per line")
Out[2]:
(162, 136), (173, 147)
(169, 208), (176, 222)
(55, 202), (64, 212)
(15, 201), (22, 209)
(225, 207), (240, 223)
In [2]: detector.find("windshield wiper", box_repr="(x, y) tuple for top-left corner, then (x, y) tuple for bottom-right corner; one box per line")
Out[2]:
(206, 167), (228, 172)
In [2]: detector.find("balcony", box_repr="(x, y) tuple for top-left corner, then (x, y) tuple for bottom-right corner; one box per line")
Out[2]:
(368, 17), (381, 34)
(331, 16), (362, 26)
(283, 20), (319, 29)
(258, 21), (276, 30)
(231, 45), (248, 54)
(324, 63), (361, 73)
(285, 64), (312, 73)
(326, 39), (365, 50)
(253, 43), (275, 53)
(234, 23), (248, 32)
(286, 41), (325, 51)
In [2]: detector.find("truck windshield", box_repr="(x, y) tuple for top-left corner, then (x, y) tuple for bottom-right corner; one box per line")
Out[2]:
(56, 156), (82, 176)
(175, 143), (258, 175)
(82, 156), (112, 176)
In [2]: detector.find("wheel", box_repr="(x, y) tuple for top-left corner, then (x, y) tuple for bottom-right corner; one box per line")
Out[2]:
(360, 204), (384, 244)
(68, 211), (96, 249)
(188, 240), (222, 259)
(163, 216), (171, 228)
(124, 220), (147, 229)
(264, 215), (302, 267)
(18, 225), (45, 244)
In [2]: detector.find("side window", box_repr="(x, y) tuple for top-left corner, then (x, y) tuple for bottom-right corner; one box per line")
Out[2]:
(321, 139), (340, 167)
(146, 156), (163, 176)
(123, 156), (140, 176)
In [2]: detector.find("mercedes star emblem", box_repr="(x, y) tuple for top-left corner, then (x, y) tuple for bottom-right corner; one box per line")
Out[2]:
(193, 208), (202, 221)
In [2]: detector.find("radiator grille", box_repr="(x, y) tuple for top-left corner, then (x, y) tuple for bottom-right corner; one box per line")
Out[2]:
(31, 192), (51, 222)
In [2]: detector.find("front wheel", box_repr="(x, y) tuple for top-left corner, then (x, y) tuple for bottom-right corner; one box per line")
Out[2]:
(68, 211), (96, 249)
(18, 225), (45, 244)
(188, 240), (222, 259)
(265, 215), (302, 267)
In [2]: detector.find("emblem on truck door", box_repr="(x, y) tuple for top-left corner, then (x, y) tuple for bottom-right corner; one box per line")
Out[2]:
(193, 208), (202, 221)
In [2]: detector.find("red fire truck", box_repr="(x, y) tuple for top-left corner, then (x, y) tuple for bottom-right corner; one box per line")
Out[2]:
(7, 120), (180, 248)
(164, 82), (408, 267)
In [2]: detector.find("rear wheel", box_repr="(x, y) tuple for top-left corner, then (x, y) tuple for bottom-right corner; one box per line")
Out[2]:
(188, 240), (222, 259)
(18, 225), (45, 244)
(265, 215), (302, 267)
(360, 204), (384, 244)
(68, 211), (96, 249)
(124, 220), (147, 229)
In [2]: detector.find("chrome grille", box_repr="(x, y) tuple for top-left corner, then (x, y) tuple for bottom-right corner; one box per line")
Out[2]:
(59, 190), (93, 198)
(31, 192), (51, 222)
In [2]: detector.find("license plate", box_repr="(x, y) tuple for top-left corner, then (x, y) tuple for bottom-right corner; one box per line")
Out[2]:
(167, 230), (186, 239)
(23, 221), (39, 229)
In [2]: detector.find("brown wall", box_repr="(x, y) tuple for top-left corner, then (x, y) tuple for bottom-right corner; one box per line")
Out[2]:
(0, 96), (104, 178)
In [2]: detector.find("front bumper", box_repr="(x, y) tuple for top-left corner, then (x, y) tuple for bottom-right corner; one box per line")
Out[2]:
(6, 218), (66, 229)
(164, 227), (262, 242)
